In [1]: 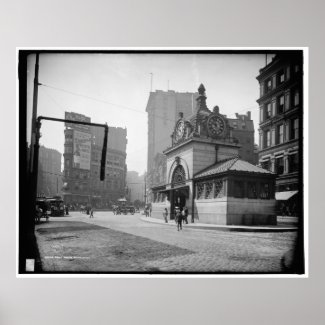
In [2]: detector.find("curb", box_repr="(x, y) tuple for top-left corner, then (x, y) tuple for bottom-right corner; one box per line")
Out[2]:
(140, 217), (298, 233)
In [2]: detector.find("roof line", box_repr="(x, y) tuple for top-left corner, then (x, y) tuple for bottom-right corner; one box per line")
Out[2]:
(193, 155), (238, 177)
(228, 156), (240, 169)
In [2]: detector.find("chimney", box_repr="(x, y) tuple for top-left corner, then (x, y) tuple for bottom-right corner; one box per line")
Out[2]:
(247, 111), (251, 120)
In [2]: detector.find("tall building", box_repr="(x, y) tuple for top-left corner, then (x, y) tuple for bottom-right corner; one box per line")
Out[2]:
(37, 145), (63, 197)
(256, 52), (303, 215)
(146, 90), (198, 194)
(126, 171), (145, 204)
(63, 112), (127, 207)
(227, 111), (256, 164)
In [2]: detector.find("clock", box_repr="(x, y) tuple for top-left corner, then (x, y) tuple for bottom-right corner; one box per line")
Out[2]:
(175, 120), (185, 142)
(207, 114), (225, 138)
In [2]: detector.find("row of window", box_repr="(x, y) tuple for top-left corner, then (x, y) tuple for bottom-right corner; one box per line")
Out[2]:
(260, 64), (300, 97)
(196, 179), (225, 199)
(260, 153), (299, 175)
(260, 118), (298, 149)
(90, 179), (123, 191)
(195, 179), (272, 200)
(260, 89), (300, 122)
(233, 181), (270, 199)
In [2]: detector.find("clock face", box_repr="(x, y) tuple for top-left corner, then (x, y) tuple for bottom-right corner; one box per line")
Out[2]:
(207, 114), (225, 138)
(175, 120), (185, 141)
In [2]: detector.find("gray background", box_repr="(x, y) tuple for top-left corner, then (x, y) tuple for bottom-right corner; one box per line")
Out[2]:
(1, 0), (324, 324)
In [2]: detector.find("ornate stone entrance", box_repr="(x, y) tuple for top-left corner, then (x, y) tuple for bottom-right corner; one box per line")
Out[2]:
(150, 84), (276, 225)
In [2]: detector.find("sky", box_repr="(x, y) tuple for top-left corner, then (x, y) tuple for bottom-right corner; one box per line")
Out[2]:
(26, 52), (273, 174)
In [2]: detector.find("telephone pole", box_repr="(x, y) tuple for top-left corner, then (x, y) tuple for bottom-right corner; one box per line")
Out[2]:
(29, 53), (40, 174)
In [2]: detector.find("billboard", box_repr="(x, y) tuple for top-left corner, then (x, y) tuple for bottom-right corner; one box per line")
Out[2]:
(73, 130), (91, 170)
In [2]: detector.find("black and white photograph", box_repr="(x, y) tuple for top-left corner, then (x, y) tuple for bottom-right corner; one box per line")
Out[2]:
(19, 49), (306, 275)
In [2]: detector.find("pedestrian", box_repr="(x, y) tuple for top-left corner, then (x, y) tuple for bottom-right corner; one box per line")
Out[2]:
(175, 207), (182, 231)
(149, 205), (152, 217)
(183, 206), (188, 224)
(65, 204), (69, 216)
(89, 207), (94, 218)
(163, 208), (168, 223)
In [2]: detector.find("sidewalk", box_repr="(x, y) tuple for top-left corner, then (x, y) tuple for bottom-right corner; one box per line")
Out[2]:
(140, 216), (298, 232)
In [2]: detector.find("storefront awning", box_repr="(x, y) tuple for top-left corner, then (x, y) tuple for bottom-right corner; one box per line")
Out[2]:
(275, 191), (298, 201)
(159, 185), (189, 198)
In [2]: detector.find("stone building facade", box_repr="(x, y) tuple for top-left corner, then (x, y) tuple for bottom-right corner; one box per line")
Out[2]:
(37, 145), (63, 197)
(126, 171), (145, 204)
(227, 112), (256, 165)
(63, 112), (127, 207)
(256, 52), (303, 215)
(151, 84), (276, 225)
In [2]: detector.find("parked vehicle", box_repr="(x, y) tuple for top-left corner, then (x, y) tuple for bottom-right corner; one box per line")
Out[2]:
(113, 204), (135, 215)
(46, 197), (65, 216)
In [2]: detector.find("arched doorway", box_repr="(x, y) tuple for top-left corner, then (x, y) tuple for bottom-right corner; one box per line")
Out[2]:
(170, 165), (187, 219)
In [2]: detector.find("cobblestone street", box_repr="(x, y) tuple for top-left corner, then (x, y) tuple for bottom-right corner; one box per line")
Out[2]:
(35, 211), (298, 274)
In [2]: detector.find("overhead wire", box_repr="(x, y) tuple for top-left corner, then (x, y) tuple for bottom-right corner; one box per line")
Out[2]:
(40, 82), (258, 125)
(39, 83), (259, 156)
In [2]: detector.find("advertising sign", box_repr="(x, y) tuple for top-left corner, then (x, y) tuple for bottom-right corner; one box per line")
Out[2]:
(73, 130), (91, 170)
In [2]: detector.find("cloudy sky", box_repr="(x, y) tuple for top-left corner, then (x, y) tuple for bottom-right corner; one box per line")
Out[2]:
(26, 51), (272, 174)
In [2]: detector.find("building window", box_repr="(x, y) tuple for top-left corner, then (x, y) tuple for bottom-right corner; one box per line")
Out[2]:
(278, 69), (285, 84)
(261, 160), (271, 171)
(277, 124), (284, 144)
(234, 181), (244, 198)
(265, 78), (272, 92)
(172, 165), (186, 185)
(248, 182), (257, 199)
(288, 153), (299, 173)
(260, 108), (264, 123)
(278, 95), (285, 114)
(197, 183), (204, 200)
(260, 183), (270, 199)
(291, 118), (299, 140)
(275, 157), (284, 175)
(214, 180), (224, 198)
(260, 83), (264, 97)
(266, 102), (272, 119)
(271, 128), (275, 146)
(265, 130), (271, 148)
(285, 92), (290, 111)
(205, 182), (213, 199)
(294, 90), (300, 106)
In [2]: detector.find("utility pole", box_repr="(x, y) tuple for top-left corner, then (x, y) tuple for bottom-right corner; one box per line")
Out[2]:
(29, 53), (40, 174)
(21, 53), (40, 274)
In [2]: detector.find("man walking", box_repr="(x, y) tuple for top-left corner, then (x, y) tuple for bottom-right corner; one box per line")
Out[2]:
(175, 207), (182, 231)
